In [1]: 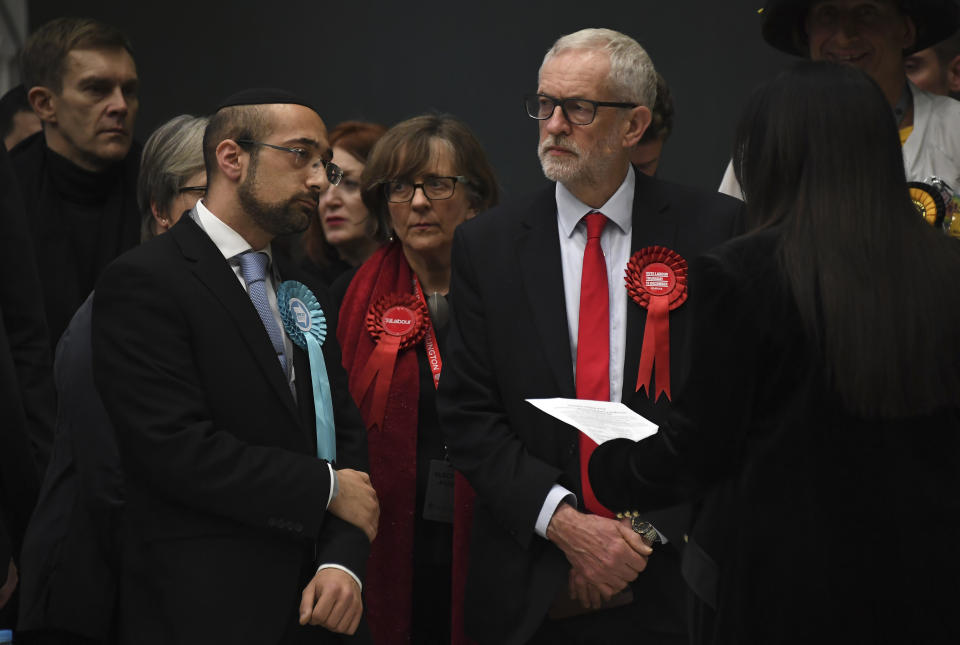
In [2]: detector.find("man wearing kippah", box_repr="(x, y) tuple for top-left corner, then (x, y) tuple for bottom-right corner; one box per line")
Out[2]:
(91, 89), (378, 644)
(719, 0), (960, 195)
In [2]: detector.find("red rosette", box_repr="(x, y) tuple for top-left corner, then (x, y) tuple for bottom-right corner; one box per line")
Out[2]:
(355, 294), (429, 430)
(364, 294), (429, 348)
(625, 246), (688, 400)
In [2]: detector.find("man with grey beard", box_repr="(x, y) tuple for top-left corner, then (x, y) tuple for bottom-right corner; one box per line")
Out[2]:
(438, 28), (742, 645)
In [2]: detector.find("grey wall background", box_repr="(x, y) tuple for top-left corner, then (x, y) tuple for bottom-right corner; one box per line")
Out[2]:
(32, 0), (793, 198)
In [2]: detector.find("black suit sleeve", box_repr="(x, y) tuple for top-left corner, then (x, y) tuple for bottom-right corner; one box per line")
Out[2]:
(0, 144), (55, 474)
(438, 227), (564, 550)
(589, 253), (757, 510)
(92, 257), (333, 539)
(55, 299), (124, 555)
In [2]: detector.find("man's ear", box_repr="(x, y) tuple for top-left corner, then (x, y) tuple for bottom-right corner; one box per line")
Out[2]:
(623, 105), (652, 149)
(947, 53), (960, 95)
(27, 86), (56, 124)
(215, 139), (244, 182)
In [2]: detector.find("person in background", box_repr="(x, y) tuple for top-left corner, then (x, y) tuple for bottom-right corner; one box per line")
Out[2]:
(629, 73), (674, 176)
(335, 113), (498, 644)
(16, 114), (208, 645)
(0, 85), (41, 150)
(13, 17), (141, 351)
(592, 60), (960, 644)
(302, 121), (387, 285)
(905, 28), (960, 98)
(137, 114), (209, 240)
(0, 142), (49, 638)
(719, 0), (960, 195)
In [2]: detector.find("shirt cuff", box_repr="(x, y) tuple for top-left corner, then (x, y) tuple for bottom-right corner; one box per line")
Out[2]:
(326, 463), (338, 509)
(315, 564), (362, 592)
(535, 484), (577, 539)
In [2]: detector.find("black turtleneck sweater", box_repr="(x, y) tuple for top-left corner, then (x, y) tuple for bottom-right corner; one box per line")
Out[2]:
(9, 132), (142, 349)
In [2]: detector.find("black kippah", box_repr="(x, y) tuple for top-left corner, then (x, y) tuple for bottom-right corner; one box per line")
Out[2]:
(216, 87), (318, 113)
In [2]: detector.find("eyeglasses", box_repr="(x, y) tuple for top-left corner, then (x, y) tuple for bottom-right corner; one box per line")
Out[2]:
(178, 185), (206, 195)
(383, 175), (467, 203)
(235, 139), (343, 185)
(523, 93), (638, 126)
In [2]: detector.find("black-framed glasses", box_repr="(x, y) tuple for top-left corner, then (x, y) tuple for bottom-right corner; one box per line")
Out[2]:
(235, 139), (343, 185)
(523, 93), (638, 126)
(178, 185), (206, 195)
(383, 176), (467, 203)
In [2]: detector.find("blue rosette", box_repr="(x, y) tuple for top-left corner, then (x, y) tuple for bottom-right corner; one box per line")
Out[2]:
(277, 280), (336, 463)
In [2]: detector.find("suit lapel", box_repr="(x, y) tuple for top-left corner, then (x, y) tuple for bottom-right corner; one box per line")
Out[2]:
(517, 188), (576, 398)
(272, 253), (319, 452)
(622, 170), (678, 404)
(171, 215), (300, 422)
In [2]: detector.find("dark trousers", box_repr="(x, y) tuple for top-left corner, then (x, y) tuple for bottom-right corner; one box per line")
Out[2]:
(529, 602), (689, 645)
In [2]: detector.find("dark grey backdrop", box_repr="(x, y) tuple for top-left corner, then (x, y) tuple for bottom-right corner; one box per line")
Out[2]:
(32, 0), (792, 197)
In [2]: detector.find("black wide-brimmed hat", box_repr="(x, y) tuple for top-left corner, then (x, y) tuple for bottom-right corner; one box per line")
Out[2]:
(761, 0), (960, 56)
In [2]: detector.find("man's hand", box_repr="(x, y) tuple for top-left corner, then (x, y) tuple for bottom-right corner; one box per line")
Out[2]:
(568, 569), (606, 610)
(299, 568), (363, 634)
(0, 560), (17, 610)
(327, 468), (379, 542)
(546, 503), (651, 601)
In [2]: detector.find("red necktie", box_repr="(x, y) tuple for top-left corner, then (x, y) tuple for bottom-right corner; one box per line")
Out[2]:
(576, 212), (615, 518)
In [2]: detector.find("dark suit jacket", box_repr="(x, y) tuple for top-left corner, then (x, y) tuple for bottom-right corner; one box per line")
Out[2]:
(589, 228), (960, 643)
(91, 213), (370, 645)
(0, 143), (49, 587)
(10, 132), (141, 350)
(437, 169), (742, 644)
(18, 296), (123, 640)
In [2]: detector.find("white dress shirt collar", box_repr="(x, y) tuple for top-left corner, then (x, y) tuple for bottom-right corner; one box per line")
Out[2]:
(193, 199), (274, 262)
(555, 167), (635, 238)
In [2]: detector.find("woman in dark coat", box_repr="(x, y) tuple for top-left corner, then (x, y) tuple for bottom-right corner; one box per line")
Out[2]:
(589, 61), (960, 644)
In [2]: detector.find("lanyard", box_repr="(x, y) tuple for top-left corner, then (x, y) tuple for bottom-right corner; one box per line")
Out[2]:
(413, 276), (443, 390)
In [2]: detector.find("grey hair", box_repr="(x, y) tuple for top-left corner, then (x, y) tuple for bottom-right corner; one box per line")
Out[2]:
(540, 28), (657, 109)
(137, 114), (209, 239)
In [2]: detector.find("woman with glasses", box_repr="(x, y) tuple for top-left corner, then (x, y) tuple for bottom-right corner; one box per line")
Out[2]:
(137, 114), (209, 239)
(588, 62), (960, 643)
(301, 121), (386, 285)
(334, 114), (498, 644)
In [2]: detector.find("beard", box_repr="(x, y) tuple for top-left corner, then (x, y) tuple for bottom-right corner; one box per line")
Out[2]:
(237, 157), (315, 237)
(537, 126), (625, 189)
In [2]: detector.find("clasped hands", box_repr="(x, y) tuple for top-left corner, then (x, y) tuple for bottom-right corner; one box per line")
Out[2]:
(298, 468), (380, 635)
(546, 502), (652, 610)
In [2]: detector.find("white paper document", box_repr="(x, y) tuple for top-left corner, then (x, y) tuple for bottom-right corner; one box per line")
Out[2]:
(525, 398), (658, 445)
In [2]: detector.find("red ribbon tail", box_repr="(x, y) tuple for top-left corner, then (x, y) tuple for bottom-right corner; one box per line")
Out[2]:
(352, 336), (402, 430)
(635, 304), (658, 395)
(651, 297), (671, 401)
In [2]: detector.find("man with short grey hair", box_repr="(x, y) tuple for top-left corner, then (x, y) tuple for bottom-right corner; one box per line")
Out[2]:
(439, 28), (742, 644)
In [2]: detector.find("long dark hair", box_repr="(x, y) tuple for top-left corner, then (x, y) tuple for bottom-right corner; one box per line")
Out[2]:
(733, 61), (960, 417)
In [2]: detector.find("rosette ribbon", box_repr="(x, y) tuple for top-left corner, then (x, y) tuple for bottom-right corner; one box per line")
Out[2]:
(626, 246), (688, 401)
(278, 281), (336, 462)
(352, 294), (428, 431)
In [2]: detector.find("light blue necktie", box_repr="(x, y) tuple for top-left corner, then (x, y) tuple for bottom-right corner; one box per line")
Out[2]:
(238, 251), (287, 372)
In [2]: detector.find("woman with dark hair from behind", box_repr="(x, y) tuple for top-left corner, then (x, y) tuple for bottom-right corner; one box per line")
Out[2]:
(301, 120), (387, 284)
(589, 61), (960, 644)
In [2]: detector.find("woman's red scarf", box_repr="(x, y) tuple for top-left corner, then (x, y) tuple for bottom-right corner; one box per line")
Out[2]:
(338, 241), (475, 644)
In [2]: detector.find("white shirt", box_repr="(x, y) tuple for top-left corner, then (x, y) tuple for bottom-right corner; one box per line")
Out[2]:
(535, 169), (635, 538)
(719, 82), (960, 198)
(192, 202), (359, 588)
